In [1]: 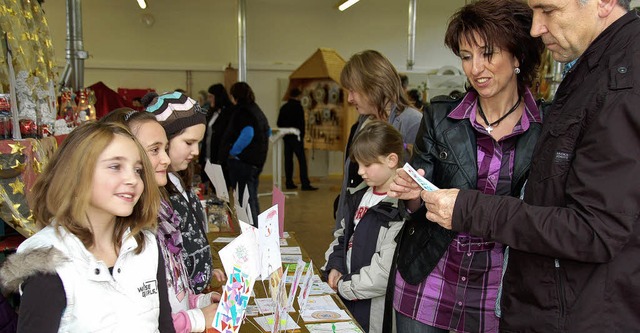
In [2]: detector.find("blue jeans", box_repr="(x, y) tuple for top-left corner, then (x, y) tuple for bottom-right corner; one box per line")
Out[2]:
(227, 158), (261, 226)
(396, 311), (448, 333)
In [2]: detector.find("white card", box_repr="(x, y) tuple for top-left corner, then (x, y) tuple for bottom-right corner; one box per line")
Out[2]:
(301, 309), (351, 323)
(204, 162), (229, 202)
(403, 162), (439, 191)
(253, 313), (300, 331)
(280, 246), (302, 255)
(306, 321), (363, 333)
(217, 232), (260, 283)
(258, 205), (282, 279)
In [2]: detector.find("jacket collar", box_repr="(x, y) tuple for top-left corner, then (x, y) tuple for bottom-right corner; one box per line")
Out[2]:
(447, 89), (541, 127)
(583, 11), (638, 74)
(347, 181), (402, 210)
(435, 89), (541, 192)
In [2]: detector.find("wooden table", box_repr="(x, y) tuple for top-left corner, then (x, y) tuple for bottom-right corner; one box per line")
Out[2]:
(207, 231), (362, 332)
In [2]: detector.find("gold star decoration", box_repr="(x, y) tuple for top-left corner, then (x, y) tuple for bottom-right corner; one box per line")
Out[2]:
(10, 215), (23, 228)
(11, 159), (26, 171)
(13, 203), (21, 211)
(8, 178), (25, 195)
(8, 143), (26, 154)
(32, 157), (43, 174)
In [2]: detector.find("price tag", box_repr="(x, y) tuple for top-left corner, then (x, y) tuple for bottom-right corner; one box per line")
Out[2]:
(402, 163), (439, 191)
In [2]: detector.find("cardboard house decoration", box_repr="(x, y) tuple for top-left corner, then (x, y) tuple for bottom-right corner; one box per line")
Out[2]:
(283, 48), (357, 151)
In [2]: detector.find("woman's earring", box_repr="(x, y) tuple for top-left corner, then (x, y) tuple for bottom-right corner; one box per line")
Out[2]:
(514, 67), (521, 75)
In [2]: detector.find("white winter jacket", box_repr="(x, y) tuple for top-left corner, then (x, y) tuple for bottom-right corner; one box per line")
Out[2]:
(5, 225), (163, 332)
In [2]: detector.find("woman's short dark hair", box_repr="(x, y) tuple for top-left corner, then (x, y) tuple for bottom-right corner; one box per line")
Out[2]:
(207, 83), (232, 110)
(444, 0), (544, 95)
(230, 82), (255, 104)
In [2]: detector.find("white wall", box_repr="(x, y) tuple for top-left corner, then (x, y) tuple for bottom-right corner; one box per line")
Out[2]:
(42, 0), (466, 176)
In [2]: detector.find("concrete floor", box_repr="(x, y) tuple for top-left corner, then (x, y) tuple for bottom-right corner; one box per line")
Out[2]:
(257, 175), (341, 267)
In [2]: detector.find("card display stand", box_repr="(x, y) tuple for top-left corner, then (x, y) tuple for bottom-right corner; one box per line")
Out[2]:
(208, 231), (364, 333)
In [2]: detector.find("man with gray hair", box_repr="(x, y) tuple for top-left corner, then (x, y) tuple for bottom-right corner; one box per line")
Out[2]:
(390, 0), (640, 331)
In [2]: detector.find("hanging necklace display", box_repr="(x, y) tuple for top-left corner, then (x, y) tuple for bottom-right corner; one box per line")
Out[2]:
(477, 96), (522, 133)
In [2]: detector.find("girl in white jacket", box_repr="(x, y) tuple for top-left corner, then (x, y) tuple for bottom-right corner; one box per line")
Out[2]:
(101, 108), (224, 332)
(0, 122), (173, 332)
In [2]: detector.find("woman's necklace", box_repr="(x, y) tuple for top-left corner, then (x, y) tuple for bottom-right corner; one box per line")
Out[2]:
(477, 96), (522, 134)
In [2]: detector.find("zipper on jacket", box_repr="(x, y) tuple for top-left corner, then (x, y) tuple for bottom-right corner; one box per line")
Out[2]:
(554, 259), (566, 329)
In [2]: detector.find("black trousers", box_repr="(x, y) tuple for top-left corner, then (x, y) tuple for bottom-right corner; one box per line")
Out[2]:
(227, 158), (261, 226)
(283, 136), (310, 187)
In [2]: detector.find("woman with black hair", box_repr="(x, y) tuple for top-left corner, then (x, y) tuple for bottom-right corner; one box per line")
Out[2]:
(199, 83), (233, 188)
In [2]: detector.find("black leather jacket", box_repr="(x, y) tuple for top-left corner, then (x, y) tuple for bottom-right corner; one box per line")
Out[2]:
(395, 91), (543, 285)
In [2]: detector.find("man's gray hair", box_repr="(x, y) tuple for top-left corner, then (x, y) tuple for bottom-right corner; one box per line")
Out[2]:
(618, 0), (631, 10)
(579, 0), (630, 10)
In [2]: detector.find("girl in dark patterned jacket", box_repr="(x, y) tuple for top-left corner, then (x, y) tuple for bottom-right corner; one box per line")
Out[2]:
(147, 92), (225, 294)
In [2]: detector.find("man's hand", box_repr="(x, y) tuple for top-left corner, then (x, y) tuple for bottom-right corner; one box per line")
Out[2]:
(422, 188), (460, 230)
(327, 269), (343, 291)
(389, 168), (424, 211)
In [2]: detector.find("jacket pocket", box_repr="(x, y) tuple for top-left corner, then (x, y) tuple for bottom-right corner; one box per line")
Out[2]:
(537, 108), (585, 181)
(396, 217), (456, 285)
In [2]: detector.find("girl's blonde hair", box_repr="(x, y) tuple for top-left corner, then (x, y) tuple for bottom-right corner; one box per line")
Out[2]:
(340, 50), (410, 120)
(349, 120), (405, 166)
(29, 122), (161, 254)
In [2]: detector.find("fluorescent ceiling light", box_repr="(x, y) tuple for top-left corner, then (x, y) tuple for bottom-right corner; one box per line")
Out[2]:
(338, 0), (360, 11)
(137, 0), (147, 9)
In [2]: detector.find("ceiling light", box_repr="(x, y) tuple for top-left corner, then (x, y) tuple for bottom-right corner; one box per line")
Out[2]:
(338, 0), (360, 11)
(137, 0), (147, 9)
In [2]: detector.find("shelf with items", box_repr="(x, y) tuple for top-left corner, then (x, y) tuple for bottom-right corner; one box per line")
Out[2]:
(283, 48), (357, 153)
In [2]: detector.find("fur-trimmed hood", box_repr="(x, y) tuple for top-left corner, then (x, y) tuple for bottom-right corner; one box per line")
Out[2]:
(0, 247), (68, 293)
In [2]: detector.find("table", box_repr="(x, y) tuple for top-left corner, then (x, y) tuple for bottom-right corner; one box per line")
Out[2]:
(207, 231), (363, 333)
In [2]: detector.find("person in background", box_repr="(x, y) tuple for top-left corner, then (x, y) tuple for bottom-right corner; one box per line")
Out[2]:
(220, 82), (270, 226)
(0, 122), (174, 332)
(396, 0), (640, 331)
(132, 97), (143, 109)
(101, 108), (223, 333)
(407, 89), (425, 111)
(323, 121), (408, 333)
(277, 87), (318, 191)
(399, 73), (409, 93)
(146, 92), (218, 294)
(141, 91), (159, 109)
(196, 90), (210, 112)
(334, 49), (422, 228)
(199, 84), (233, 190)
(386, 0), (545, 332)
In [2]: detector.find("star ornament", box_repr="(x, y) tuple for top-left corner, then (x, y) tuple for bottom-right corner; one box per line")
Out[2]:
(32, 157), (43, 174)
(8, 179), (25, 194)
(8, 143), (26, 154)
(11, 159), (26, 171)
(10, 215), (23, 228)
